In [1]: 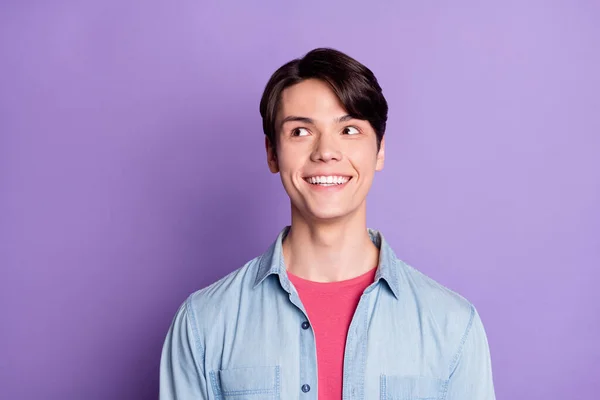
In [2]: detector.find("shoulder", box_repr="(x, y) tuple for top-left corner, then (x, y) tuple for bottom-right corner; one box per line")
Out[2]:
(396, 258), (478, 343)
(163, 257), (263, 363)
(396, 260), (493, 373)
(185, 256), (262, 317)
(400, 259), (473, 313)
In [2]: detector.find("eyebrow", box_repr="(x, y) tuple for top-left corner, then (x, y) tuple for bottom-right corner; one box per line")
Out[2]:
(279, 114), (354, 129)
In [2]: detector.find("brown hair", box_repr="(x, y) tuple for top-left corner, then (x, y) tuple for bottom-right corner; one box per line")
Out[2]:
(259, 48), (388, 151)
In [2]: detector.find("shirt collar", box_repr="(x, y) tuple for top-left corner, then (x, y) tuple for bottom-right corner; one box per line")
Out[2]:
(254, 226), (401, 299)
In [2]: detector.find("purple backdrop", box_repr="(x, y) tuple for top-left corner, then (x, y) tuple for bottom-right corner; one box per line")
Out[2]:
(1, 1), (599, 398)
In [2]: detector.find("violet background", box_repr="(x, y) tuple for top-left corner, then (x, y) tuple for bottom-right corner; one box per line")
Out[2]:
(1, 1), (599, 398)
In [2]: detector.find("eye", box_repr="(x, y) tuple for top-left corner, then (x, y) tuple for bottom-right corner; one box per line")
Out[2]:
(292, 127), (310, 137)
(343, 126), (360, 135)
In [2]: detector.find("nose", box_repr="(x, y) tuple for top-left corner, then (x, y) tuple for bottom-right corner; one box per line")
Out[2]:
(310, 133), (342, 163)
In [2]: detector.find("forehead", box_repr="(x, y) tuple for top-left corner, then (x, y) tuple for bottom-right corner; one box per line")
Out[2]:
(278, 79), (347, 119)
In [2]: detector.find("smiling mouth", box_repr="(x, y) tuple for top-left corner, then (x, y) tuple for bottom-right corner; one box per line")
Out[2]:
(303, 176), (352, 186)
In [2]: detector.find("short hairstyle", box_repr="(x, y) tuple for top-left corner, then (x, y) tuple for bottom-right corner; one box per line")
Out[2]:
(259, 48), (388, 151)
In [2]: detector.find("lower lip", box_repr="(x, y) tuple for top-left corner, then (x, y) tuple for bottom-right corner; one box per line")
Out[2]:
(304, 178), (352, 191)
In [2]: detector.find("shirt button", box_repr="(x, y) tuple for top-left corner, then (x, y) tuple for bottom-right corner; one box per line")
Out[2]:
(301, 384), (311, 393)
(301, 321), (310, 330)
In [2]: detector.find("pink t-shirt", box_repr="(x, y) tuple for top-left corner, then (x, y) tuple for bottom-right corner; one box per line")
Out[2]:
(288, 267), (377, 400)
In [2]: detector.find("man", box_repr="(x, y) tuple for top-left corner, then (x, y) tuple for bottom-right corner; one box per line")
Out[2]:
(160, 48), (495, 399)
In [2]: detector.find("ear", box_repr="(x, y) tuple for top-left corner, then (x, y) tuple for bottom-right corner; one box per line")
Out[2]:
(375, 136), (385, 171)
(265, 136), (279, 173)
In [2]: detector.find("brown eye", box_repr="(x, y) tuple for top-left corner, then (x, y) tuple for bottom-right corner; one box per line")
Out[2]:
(343, 126), (360, 135)
(292, 128), (310, 137)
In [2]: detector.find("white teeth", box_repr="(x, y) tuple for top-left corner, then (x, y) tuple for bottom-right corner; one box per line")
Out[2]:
(306, 176), (350, 185)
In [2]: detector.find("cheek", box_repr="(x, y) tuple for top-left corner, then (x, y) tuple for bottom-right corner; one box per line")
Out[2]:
(348, 148), (378, 170)
(275, 156), (302, 191)
(276, 145), (307, 172)
(276, 156), (296, 175)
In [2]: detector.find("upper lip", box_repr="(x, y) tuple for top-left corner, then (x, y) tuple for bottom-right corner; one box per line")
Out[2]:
(303, 173), (352, 178)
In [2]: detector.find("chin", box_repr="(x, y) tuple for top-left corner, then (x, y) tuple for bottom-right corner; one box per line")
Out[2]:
(290, 197), (362, 223)
(304, 206), (353, 222)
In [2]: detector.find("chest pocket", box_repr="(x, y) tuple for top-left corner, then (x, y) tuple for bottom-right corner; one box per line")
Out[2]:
(380, 375), (448, 400)
(209, 365), (280, 400)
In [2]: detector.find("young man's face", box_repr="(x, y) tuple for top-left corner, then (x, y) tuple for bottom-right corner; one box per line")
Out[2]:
(266, 78), (385, 222)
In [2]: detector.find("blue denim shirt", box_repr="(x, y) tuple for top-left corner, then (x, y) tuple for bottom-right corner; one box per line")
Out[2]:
(160, 227), (495, 399)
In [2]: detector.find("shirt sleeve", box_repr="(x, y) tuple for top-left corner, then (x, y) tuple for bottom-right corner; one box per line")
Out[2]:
(159, 297), (209, 399)
(446, 306), (496, 400)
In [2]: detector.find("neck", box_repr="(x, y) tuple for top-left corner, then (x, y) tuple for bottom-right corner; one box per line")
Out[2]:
(282, 203), (379, 282)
